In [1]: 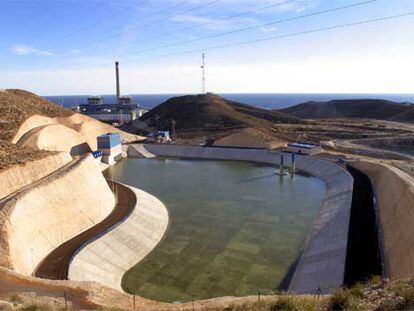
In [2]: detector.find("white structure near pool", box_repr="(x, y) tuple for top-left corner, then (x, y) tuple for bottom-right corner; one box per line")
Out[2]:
(286, 142), (322, 155)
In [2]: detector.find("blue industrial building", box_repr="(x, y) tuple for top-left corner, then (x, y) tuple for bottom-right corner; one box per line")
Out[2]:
(97, 133), (122, 165)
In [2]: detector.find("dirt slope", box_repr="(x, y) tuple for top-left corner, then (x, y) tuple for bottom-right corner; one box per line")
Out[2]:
(138, 93), (297, 134)
(279, 99), (414, 122)
(0, 89), (73, 142)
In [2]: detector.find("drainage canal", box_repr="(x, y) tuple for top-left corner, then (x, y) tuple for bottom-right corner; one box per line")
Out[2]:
(344, 165), (382, 285)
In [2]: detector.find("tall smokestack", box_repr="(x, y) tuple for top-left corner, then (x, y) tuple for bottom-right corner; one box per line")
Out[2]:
(115, 61), (120, 101)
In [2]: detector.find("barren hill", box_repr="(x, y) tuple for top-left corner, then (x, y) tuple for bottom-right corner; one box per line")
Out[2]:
(0, 89), (74, 142)
(138, 93), (297, 134)
(279, 99), (414, 122)
(123, 94), (414, 147)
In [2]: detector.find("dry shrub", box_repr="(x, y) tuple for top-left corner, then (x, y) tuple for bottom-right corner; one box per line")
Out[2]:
(17, 304), (52, 311)
(329, 287), (365, 311)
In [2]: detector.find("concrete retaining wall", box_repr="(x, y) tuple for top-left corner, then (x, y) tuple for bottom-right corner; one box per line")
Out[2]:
(0, 155), (115, 276)
(351, 161), (414, 279)
(69, 185), (169, 290)
(128, 144), (354, 294)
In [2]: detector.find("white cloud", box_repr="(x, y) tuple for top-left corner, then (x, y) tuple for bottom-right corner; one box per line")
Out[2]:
(259, 26), (277, 33)
(171, 14), (215, 25)
(11, 45), (54, 56)
(273, 0), (315, 13)
(170, 13), (257, 31)
(70, 49), (81, 55)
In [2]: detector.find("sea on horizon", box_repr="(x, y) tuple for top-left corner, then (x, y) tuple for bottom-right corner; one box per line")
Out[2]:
(45, 93), (414, 110)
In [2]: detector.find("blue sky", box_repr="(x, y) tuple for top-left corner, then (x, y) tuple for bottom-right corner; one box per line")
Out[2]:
(1, 0), (414, 95)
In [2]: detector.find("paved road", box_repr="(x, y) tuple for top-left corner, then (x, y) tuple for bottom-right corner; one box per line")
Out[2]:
(35, 180), (136, 280)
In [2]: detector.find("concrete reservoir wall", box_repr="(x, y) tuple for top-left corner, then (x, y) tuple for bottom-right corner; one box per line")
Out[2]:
(0, 155), (115, 276)
(128, 144), (354, 294)
(351, 160), (414, 279)
(68, 186), (169, 290)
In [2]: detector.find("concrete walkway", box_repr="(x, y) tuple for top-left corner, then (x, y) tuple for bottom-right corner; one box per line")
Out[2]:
(127, 143), (156, 158)
(69, 185), (169, 291)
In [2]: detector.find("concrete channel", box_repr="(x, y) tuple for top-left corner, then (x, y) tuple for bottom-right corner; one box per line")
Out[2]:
(127, 144), (354, 294)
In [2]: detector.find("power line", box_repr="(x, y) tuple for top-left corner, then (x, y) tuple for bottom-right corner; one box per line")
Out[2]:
(132, 0), (380, 55)
(123, 11), (414, 63)
(43, 0), (148, 50)
(53, 0), (191, 51)
(56, 0), (221, 54)
(130, 0), (301, 45)
(40, 10), (414, 71)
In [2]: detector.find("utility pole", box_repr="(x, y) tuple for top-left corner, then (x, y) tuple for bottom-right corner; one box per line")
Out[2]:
(201, 53), (206, 94)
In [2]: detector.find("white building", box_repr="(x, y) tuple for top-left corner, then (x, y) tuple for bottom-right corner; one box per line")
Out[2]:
(286, 142), (322, 155)
(97, 133), (123, 165)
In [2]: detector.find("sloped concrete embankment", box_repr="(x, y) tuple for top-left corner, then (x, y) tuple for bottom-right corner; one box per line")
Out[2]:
(34, 181), (135, 280)
(68, 185), (169, 291)
(0, 155), (115, 276)
(128, 144), (354, 294)
(350, 161), (414, 279)
(12, 114), (140, 156)
(0, 152), (71, 200)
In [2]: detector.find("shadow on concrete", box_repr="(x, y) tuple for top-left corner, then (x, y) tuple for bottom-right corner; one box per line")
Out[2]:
(344, 165), (382, 285)
(70, 143), (91, 157)
(279, 250), (302, 292)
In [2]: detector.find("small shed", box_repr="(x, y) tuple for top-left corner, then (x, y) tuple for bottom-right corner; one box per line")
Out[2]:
(97, 133), (122, 165)
(286, 142), (322, 155)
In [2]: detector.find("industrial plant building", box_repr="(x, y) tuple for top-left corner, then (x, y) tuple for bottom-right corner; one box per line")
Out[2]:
(78, 62), (148, 125)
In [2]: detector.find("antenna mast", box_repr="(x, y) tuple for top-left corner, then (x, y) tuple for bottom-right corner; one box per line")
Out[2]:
(201, 53), (206, 94)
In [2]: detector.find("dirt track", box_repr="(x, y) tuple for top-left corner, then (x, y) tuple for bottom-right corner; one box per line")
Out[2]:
(34, 180), (136, 280)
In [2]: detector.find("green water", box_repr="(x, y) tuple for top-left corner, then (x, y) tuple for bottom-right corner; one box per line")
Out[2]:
(105, 157), (325, 302)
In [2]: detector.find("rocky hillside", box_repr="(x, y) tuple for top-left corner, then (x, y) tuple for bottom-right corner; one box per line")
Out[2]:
(138, 93), (297, 134)
(0, 89), (73, 142)
(0, 90), (74, 171)
(279, 99), (414, 122)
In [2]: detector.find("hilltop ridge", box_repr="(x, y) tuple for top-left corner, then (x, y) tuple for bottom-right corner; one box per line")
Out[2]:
(279, 99), (414, 122)
(122, 94), (414, 148)
(139, 93), (297, 133)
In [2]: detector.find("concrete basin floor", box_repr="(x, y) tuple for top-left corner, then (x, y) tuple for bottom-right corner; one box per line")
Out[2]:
(105, 157), (325, 303)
